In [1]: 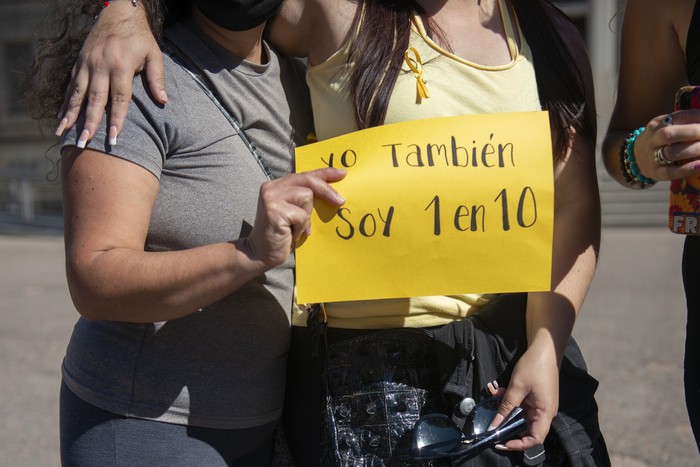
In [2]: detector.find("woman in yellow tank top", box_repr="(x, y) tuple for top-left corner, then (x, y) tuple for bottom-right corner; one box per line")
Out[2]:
(276, 2), (607, 465)
(55, 1), (607, 466)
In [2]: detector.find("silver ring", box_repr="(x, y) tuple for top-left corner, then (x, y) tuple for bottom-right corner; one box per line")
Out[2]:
(654, 146), (672, 166)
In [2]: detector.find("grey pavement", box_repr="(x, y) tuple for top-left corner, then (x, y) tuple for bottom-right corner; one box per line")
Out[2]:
(0, 228), (698, 466)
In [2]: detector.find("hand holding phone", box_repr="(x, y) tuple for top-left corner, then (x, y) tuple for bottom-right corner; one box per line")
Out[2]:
(669, 86), (700, 234)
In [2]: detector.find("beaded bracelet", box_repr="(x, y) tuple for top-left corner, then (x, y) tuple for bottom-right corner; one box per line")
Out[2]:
(619, 127), (656, 189)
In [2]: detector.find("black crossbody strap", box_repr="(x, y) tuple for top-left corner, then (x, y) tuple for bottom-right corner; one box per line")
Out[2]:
(163, 41), (274, 181)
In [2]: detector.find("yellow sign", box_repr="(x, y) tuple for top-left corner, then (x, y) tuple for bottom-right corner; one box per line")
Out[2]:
(295, 112), (553, 303)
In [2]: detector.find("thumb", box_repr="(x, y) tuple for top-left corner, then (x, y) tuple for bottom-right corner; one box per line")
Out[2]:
(488, 387), (525, 431)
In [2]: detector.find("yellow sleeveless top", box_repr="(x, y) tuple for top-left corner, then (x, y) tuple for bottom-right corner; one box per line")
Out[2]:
(294, 0), (541, 329)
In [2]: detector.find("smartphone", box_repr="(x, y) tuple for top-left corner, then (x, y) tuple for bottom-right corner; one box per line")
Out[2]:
(669, 86), (700, 235)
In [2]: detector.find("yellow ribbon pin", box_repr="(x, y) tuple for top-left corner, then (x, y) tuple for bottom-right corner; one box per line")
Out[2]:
(404, 47), (430, 101)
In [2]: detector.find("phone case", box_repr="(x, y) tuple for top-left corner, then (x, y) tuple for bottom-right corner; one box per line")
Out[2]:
(669, 86), (700, 235)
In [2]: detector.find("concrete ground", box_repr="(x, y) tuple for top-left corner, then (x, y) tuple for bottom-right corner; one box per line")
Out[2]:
(574, 228), (697, 467)
(0, 228), (697, 466)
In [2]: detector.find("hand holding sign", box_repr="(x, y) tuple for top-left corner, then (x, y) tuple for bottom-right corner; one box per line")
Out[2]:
(247, 168), (346, 268)
(295, 112), (554, 303)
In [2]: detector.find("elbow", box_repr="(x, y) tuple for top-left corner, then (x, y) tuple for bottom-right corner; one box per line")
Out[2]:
(65, 263), (120, 321)
(66, 280), (113, 321)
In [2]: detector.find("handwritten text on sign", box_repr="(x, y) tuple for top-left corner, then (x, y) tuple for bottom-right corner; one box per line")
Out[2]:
(294, 112), (554, 303)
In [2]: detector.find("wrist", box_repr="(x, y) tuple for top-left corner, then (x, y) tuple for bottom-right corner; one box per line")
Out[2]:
(103, 0), (138, 7)
(619, 127), (657, 189)
(236, 237), (272, 274)
(94, 0), (141, 23)
(526, 333), (563, 369)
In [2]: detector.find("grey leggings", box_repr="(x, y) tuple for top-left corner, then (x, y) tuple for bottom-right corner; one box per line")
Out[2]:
(60, 382), (277, 467)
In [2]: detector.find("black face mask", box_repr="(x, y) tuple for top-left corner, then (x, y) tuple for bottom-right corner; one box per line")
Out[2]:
(192, 0), (283, 31)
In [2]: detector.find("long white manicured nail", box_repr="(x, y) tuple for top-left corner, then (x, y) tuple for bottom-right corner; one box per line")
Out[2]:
(54, 118), (68, 136)
(109, 126), (118, 146)
(76, 130), (89, 148)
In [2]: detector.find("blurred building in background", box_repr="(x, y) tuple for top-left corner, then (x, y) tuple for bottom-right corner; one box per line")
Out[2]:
(0, 0), (665, 232)
(0, 0), (62, 233)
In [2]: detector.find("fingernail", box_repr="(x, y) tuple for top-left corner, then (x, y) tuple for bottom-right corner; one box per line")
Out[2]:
(160, 90), (168, 103)
(76, 130), (89, 149)
(109, 126), (118, 146)
(694, 162), (700, 171)
(54, 118), (68, 136)
(336, 194), (346, 204)
(495, 444), (510, 451)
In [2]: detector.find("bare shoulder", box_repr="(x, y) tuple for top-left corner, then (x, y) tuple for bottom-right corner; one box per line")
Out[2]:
(307, 0), (360, 65)
(608, 0), (690, 130)
(624, 0), (693, 34)
(652, 0), (695, 22)
(268, 0), (317, 56)
(270, 0), (358, 63)
(668, 0), (697, 50)
(624, 0), (691, 16)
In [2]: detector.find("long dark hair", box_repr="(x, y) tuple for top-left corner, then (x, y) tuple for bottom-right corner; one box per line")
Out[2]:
(27, 0), (190, 122)
(347, 0), (595, 160)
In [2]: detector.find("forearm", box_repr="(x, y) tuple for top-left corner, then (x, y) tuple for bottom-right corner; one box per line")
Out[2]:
(526, 137), (600, 366)
(525, 242), (597, 368)
(497, 189), (598, 449)
(67, 236), (267, 323)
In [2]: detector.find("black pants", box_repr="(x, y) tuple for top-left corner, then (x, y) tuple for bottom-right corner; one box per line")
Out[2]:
(283, 294), (610, 466)
(60, 382), (277, 467)
(683, 235), (700, 451)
